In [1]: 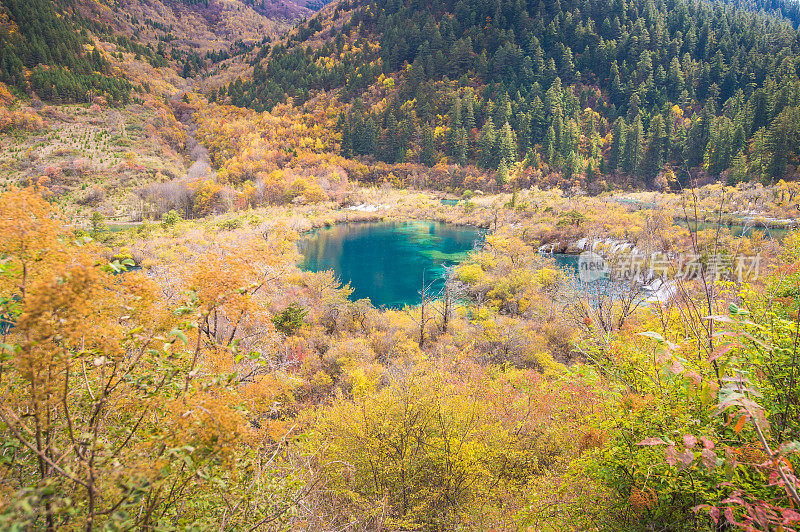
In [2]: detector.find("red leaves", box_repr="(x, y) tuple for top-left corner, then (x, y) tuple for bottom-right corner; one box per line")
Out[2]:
(696, 488), (800, 531)
(678, 449), (695, 469)
(710, 342), (740, 361)
(701, 448), (718, 470)
(665, 445), (679, 467)
(783, 509), (800, 525)
(634, 436), (685, 467)
(769, 470), (781, 486)
(734, 413), (749, 434)
(693, 504), (720, 524)
(643, 434), (720, 470)
(704, 314), (736, 324)
(725, 446), (739, 469)
(724, 507), (737, 525)
(637, 437), (668, 446)
(693, 504), (748, 529)
(668, 357), (685, 374)
(685, 370), (702, 386)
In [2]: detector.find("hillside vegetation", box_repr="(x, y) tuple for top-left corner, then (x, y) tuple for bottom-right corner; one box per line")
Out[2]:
(0, 184), (799, 530)
(2, 1), (800, 529)
(221, 0), (800, 190)
(0, 0), (132, 103)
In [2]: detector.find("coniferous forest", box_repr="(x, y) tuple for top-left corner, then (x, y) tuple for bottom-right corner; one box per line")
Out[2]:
(223, 0), (800, 188)
(0, 0), (132, 104)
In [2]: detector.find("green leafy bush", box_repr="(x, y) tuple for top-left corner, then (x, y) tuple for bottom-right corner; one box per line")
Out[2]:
(272, 303), (308, 335)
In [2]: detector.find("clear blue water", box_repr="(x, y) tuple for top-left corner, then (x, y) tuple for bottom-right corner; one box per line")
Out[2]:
(675, 219), (790, 240)
(298, 221), (484, 308)
(551, 253), (579, 274)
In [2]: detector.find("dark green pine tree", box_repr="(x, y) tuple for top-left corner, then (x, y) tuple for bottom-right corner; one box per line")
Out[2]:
(767, 107), (800, 179)
(449, 97), (462, 128)
(496, 158), (509, 187)
(529, 96), (546, 144)
(667, 58), (685, 101)
(463, 90), (476, 132)
(339, 113), (352, 156)
(463, 89), (476, 156)
(516, 111), (531, 154)
(624, 116), (644, 179)
(684, 114), (707, 169)
(420, 123), (436, 167)
(552, 110), (565, 160)
(563, 151), (577, 182)
(609, 61), (625, 106)
(497, 122), (517, 166)
(494, 92), (511, 127)
(641, 114), (666, 182)
(380, 112), (401, 162)
(455, 127), (468, 166)
(727, 149), (748, 185)
(477, 118), (497, 169)
(544, 125), (557, 166)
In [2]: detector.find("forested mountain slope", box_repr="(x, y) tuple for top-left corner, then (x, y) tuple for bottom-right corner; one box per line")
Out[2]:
(0, 0), (133, 103)
(101, 0), (306, 55)
(0, 0), (315, 104)
(223, 0), (800, 189)
(0, 0), (319, 217)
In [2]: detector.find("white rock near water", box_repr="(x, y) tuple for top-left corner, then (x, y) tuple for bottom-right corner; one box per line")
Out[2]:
(345, 203), (389, 212)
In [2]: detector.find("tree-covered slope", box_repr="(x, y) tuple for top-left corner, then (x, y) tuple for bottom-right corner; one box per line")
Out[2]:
(728, 0), (800, 27)
(0, 0), (319, 105)
(0, 0), (132, 104)
(222, 0), (800, 189)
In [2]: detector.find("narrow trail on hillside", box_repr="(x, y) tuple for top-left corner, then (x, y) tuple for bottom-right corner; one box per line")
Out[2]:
(170, 93), (216, 184)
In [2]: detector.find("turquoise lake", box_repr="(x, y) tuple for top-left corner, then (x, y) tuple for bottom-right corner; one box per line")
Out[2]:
(298, 221), (484, 308)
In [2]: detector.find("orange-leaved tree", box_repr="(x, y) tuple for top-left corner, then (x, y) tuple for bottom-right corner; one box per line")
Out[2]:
(0, 188), (310, 531)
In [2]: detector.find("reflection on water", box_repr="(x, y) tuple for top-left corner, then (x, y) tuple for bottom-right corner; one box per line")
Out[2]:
(674, 219), (791, 240)
(298, 221), (484, 308)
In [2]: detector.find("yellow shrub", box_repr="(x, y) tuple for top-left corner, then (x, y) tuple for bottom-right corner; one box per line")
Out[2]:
(458, 263), (485, 284)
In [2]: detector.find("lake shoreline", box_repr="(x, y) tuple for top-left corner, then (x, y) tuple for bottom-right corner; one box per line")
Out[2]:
(297, 219), (485, 308)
